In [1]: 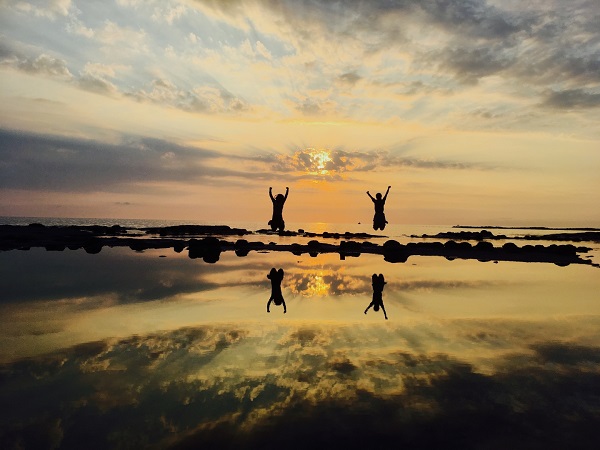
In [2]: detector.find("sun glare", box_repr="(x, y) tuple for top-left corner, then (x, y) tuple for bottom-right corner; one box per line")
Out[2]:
(308, 148), (332, 175)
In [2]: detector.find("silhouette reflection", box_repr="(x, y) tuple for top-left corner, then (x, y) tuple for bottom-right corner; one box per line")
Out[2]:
(366, 185), (391, 230)
(268, 186), (289, 232)
(267, 268), (286, 314)
(364, 273), (388, 320)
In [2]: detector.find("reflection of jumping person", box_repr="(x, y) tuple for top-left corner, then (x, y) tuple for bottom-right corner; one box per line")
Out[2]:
(267, 268), (286, 314)
(364, 273), (388, 320)
(269, 187), (289, 232)
(366, 186), (391, 231)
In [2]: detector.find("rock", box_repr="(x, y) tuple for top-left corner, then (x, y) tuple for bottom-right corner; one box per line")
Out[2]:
(188, 237), (222, 263)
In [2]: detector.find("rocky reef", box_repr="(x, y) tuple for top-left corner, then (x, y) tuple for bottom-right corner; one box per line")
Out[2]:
(1, 224), (596, 267)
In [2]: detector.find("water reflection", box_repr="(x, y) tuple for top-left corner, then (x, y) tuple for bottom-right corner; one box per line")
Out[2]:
(1, 248), (599, 448)
(267, 268), (286, 314)
(364, 274), (388, 320)
(1, 322), (599, 449)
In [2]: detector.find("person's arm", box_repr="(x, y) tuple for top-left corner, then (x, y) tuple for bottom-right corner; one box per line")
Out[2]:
(381, 303), (388, 320)
(364, 302), (373, 314)
(383, 186), (391, 201)
(267, 297), (273, 313)
(282, 299), (287, 314)
(269, 187), (275, 202)
(284, 187), (289, 201)
(366, 191), (375, 202)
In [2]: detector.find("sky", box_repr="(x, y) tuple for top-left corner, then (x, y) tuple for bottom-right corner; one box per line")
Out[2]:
(1, 0), (599, 226)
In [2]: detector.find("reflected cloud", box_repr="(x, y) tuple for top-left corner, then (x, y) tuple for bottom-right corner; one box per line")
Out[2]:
(0, 248), (219, 305)
(1, 319), (599, 449)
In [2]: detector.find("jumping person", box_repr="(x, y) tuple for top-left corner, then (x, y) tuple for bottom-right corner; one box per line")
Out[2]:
(366, 186), (391, 231)
(268, 187), (289, 232)
(364, 273), (388, 320)
(267, 268), (286, 313)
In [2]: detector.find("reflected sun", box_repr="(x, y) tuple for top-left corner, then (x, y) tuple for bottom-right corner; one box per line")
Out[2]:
(306, 273), (331, 296)
(289, 270), (332, 297)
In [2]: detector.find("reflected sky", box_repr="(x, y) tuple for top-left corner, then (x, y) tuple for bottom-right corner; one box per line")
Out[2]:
(1, 248), (599, 448)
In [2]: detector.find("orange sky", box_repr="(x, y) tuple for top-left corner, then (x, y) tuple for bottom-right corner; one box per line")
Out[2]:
(1, 1), (599, 226)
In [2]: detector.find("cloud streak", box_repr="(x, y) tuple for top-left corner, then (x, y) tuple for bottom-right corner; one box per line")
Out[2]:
(0, 128), (275, 192)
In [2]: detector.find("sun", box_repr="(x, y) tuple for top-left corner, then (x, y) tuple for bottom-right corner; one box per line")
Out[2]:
(308, 148), (332, 175)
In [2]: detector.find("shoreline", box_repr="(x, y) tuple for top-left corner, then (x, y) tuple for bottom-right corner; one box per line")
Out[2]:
(1, 224), (597, 267)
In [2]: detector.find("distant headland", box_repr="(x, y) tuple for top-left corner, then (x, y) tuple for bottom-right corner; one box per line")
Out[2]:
(454, 225), (600, 231)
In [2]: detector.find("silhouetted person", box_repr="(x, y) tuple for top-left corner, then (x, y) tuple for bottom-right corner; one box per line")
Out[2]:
(364, 273), (388, 319)
(367, 186), (391, 230)
(267, 268), (286, 313)
(269, 187), (289, 232)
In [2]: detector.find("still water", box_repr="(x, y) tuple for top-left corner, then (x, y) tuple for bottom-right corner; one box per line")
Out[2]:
(1, 244), (599, 449)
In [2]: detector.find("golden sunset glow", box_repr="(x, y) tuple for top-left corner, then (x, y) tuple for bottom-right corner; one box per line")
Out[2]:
(288, 270), (333, 297)
(0, 0), (599, 226)
(308, 148), (332, 175)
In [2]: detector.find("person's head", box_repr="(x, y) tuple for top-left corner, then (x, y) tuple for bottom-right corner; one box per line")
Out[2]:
(376, 193), (382, 199)
(374, 304), (380, 311)
(268, 267), (284, 281)
(276, 193), (285, 202)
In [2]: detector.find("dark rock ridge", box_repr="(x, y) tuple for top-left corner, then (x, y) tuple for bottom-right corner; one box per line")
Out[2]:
(142, 225), (249, 236)
(0, 225), (596, 267)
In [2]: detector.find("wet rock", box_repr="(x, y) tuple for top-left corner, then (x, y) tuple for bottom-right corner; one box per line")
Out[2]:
(234, 239), (250, 257)
(339, 240), (362, 257)
(474, 241), (494, 252)
(383, 240), (408, 263)
(188, 237), (222, 263)
(291, 243), (304, 256)
(83, 239), (103, 254)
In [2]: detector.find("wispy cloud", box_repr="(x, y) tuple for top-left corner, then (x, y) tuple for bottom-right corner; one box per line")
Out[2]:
(0, 128), (273, 192)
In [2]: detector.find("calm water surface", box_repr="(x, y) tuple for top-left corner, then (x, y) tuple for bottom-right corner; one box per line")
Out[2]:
(1, 235), (599, 448)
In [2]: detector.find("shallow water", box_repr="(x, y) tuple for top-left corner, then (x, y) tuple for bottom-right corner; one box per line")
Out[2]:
(1, 245), (599, 448)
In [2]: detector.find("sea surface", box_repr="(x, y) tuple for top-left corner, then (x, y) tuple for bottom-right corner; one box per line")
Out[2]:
(1, 217), (599, 449)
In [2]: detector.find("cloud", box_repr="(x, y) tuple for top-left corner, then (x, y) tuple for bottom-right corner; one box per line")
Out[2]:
(190, 0), (599, 108)
(4, 0), (73, 19)
(0, 43), (73, 79)
(337, 71), (362, 85)
(128, 78), (251, 114)
(3, 0), (598, 129)
(541, 89), (600, 109)
(262, 148), (491, 175)
(0, 128), (270, 192)
(531, 342), (600, 365)
(435, 45), (516, 85)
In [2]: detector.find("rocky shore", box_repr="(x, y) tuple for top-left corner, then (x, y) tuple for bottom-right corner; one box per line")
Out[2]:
(0, 224), (596, 267)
